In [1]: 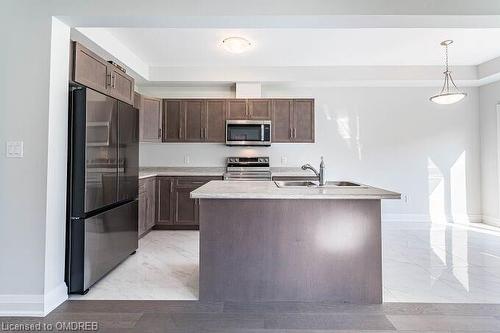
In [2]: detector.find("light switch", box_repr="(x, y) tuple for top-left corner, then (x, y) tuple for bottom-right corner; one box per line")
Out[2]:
(6, 141), (23, 158)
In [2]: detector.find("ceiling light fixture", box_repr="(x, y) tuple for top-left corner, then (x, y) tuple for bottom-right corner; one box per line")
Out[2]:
(430, 40), (467, 105)
(222, 37), (252, 54)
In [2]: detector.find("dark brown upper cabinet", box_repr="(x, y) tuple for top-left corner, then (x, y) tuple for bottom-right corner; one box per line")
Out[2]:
(108, 66), (134, 105)
(293, 99), (315, 142)
(163, 99), (226, 143)
(205, 99), (227, 142)
(162, 98), (314, 143)
(73, 42), (109, 93)
(272, 99), (293, 142)
(272, 99), (315, 143)
(248, 99), (271, 120)
(226, 99), (271, 120)
(138, 94), (162, 142)
(72, 42), (135, 106)
(226, 99), (248, 120)
(163, 99), (183, 142)
(184, 100), (206, 142)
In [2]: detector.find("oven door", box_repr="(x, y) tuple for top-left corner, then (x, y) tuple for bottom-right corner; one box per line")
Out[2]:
(226, 120), (271, 146)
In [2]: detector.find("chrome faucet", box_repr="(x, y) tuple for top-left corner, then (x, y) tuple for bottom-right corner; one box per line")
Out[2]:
(301, 157), (326, 186)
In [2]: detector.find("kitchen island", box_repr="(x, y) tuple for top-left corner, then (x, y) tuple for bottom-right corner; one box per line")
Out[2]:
(191, 181), (400, 304)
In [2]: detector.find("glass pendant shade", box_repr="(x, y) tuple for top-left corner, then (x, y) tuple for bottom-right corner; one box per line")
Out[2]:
(430, 40), (467, 105)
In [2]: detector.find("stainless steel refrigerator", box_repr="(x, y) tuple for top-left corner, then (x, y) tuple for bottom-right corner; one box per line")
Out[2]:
(66, 85), (139, 294)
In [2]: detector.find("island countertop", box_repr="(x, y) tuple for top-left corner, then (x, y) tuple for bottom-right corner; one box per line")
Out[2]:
(190, 180), (401, 200)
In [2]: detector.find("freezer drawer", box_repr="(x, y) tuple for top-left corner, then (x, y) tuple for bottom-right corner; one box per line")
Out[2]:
(84, 200), (138, 290)
(67, 200), (138, 293)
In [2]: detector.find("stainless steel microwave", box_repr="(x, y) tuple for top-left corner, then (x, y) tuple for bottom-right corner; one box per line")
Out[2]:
(226, 120), (271, 146)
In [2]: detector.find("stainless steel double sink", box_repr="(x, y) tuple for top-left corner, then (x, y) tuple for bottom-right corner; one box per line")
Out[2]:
(274, 180), (366, 188)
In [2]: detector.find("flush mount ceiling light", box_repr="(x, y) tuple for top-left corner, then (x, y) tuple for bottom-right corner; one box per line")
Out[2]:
(222, 37), (252, 54)
(430, 40), (467, 105)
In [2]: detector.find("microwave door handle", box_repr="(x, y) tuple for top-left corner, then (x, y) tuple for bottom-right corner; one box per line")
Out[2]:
(261, 124), (264, 141)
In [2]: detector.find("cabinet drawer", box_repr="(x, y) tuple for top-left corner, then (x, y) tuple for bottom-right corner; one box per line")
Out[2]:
(175, 176), (222, 187)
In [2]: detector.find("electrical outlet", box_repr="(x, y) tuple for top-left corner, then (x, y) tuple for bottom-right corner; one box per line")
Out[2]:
(184, 155), (190, 165)
(6, 141), (23, 158)
(281, 156), (288, 166)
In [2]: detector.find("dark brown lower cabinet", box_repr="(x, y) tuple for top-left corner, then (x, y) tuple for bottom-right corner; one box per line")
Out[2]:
(155, 176), (222, 229)
(156, 177), (174, 225)
(138, 177), (156, 238)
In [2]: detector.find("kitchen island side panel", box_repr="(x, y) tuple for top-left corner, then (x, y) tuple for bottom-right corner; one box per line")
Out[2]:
(199, 198), (382, 303)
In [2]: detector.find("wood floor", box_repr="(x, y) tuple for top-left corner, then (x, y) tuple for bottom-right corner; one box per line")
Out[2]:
(3, 301), (500, 332)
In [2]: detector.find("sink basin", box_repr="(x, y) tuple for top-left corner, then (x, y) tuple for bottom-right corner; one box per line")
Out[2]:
(275, 180), (365, 188)
(275, 181), (318, 188)
(326, 181), (362, 187)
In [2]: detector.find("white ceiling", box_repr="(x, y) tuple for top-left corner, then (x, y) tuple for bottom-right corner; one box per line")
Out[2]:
(96, 27), (500, 67)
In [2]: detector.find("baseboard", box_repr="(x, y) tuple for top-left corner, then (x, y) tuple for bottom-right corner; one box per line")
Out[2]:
(482, 215), (500, 228)
(44, 283), (68, 316)
(153, 225), (199, 230)
(0, 294), (44, 317)
(0, 283), (68, 317)
(382, 213), (483, 224)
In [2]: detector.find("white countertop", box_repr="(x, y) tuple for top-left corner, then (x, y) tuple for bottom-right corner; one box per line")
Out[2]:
(139, 167), (225, 179)
(190, 180), (401, 200)
(139, 167), (316, 179)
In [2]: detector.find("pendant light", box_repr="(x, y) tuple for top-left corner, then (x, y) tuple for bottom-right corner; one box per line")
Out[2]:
(429, 40), (467, 105)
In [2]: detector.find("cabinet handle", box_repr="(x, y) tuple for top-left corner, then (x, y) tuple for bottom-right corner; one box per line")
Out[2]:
(106, 73), (112, 88)
(111, 73), (116, 88)
(200, 128), (203, 138)
(170, 181), (173, 193)
(158, 128), (162, 139)
(294, 128), (297, 138)
(203, 128), (207, 139)
(179, 126), (182, 139)
(289, 128), (293, 139)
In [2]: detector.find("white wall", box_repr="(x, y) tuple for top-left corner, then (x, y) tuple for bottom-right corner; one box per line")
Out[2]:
(479, 80), (500, 226)
(139, 85), (481, 222)
(44, 17), (70, 315)
(0, 1), (52, 315)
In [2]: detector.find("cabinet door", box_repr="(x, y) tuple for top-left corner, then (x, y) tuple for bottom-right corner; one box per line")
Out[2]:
(145, 178), (156, 230)
(173, 177), (222, 226)
(227, 100), (248, 120)
(133, 92), (143, 109)
(109, 67), (135, 105)
(163, 100), (182, 142)
(173, 186), (198, 225)
(205, 99), (226, 142)
(184, 100), (205, 142)
(73, 42), (109, 93)
(248, 99), (271, 120)
(140, 97), (162, 142)
(272, 99), (293, 142)
(293, 99), (315, 143)
(156, 177), (174, 225)
(138, 188), (147, 236)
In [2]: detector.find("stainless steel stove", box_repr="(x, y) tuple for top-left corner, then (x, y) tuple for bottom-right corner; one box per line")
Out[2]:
(223, 156), (271, 181)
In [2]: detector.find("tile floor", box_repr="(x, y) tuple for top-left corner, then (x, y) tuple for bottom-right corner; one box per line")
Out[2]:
(71, 221), (500, 303)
